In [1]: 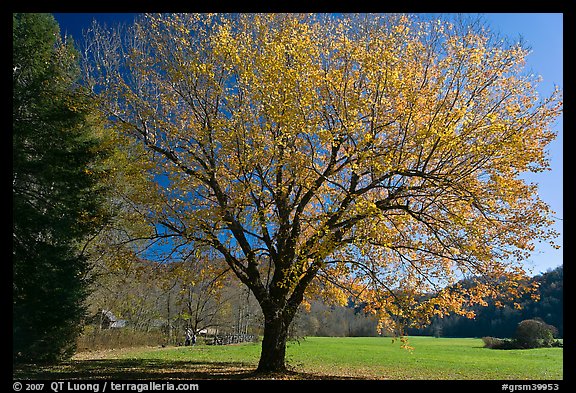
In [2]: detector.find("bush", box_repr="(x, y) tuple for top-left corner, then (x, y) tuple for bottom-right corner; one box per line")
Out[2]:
(484, 319), (561, 350)
(482, 336), (504, 349)
(514, 319), (557, 349)
(482, 337), (517, 349)
(551, 339), (563, 348)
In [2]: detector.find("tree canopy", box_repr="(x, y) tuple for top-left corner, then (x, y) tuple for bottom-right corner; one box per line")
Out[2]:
(83, 13), (562, 372)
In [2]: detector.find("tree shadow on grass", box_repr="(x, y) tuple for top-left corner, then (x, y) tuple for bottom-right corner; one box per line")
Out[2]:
(13, 358), (361, 380)
(14, 358), (256, 380)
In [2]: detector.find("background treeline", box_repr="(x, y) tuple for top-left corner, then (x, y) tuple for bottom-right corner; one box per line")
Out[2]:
(406, 265), (563, 338)
(80, 262), (562, 349)
(79, 257), (380, 350)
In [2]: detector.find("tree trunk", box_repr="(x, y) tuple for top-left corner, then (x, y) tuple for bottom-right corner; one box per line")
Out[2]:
(256, 309), (292, 373)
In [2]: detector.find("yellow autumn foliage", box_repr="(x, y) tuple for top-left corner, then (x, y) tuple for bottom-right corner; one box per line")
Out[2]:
(85, 13), (562, 340)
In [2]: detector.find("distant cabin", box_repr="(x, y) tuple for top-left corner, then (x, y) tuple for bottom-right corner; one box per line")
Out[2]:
(197, 327), (218, 335)
(100, 309), (128, 329)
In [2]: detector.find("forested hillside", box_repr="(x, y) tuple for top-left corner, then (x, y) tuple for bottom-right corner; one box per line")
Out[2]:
(405, 266), (563, 338)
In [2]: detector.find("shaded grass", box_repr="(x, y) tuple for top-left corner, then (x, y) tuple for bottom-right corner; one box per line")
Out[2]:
(14, 358), (255, 380)
(13, 336), (563, 380)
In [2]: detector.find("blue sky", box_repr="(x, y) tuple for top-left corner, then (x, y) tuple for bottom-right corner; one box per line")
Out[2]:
(53, 13), (563, 275)
(479, 13), (563, 274)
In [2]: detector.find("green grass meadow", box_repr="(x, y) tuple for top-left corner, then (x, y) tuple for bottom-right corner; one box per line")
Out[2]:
(284, 336), (562, 379)
(13, 336), (562, 380)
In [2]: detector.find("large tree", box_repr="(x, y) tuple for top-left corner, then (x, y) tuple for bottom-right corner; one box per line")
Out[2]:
(83, 13), (562, 372)
(12, 13), (107, 363)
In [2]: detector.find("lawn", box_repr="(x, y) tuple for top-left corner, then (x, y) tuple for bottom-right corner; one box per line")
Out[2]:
(284, 336), (563, 379)
(13, 336), (562, 380)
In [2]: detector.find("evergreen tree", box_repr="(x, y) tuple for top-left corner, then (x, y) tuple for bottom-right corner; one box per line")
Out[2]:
(13, 13), (107, 363)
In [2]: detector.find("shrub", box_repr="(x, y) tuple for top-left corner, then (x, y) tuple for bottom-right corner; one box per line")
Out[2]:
(483, 319), (560, 350)
(76, 326), (166, 352)
(482, 336), (504, 349)
(514, 319), (557, 349)
(551, 339), (563, 348)
(482, 337), (517, 349)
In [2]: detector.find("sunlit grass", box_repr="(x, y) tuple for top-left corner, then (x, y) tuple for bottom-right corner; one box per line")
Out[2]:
(13, 336), (562, 380)
(283, 336), (562, 379)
